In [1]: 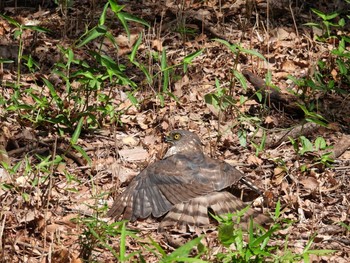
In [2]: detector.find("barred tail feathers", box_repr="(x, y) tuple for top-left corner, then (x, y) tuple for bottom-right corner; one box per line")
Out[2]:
(159, 191), (270, 232)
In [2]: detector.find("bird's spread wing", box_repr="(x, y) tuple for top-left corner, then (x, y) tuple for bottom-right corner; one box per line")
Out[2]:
(195, 156), (244, 190)
(107, 153), (221, 221)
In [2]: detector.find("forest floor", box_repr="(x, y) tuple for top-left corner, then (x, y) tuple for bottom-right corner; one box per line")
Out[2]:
(0, 0), (350, 262)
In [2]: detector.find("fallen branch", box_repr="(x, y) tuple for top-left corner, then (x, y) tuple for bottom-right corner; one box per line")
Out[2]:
(242, 69), (304, 117)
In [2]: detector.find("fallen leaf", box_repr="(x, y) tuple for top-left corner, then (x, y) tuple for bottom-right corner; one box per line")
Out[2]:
(300, 176), (319, 190)
(272, 167), (286, 185)
(118, 147), (149, 162)
(122, 136), (139, 146)
(281, 60), (296, 72)
(152, 39), (162, 51)
(110, 162), (136, 184)
(247, 154), (263, 165)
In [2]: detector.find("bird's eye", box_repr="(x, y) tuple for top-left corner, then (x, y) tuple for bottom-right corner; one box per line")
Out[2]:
(173, 133), (181, 140)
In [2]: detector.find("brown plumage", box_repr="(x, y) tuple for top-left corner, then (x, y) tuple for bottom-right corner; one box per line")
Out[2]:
(107, 130), (269, 231)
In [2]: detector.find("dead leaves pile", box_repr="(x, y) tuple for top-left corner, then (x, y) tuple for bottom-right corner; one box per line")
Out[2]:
(0, 0), (350, 262)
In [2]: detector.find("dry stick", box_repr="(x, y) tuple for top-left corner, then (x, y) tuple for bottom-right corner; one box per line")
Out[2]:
(264, 122), (320, 149)
(242, 70), (349, 157)
(334, 237), (350, 246)
(242, 69), (304, 117)
(329, 134), (350, 159)
(289, 0), (299, 39)
(334, 166), (350, 171)
(266, 126), (350, 158)
(0, 213), (5, 249)
(16, 241), (47, 254)
(0, 127), (10, 165)
(8, 140), (85, 167)
(43, 136), (58, 250)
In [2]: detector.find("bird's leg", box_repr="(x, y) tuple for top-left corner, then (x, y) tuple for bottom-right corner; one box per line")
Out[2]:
(239, 178), (263, 195)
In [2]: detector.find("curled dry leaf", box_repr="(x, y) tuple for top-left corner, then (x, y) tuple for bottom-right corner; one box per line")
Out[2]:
(274, 27), (293, 41)
(152, 39), (162, 51)
(247, 154), (263, 165)
(300, 176), (319, 191)
(264, 115), (277, 126)
(281, 60), (297, 72)
(272, 166), (286, 185)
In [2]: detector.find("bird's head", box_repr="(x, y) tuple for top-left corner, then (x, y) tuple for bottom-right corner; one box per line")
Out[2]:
(163, 130), (203, 158)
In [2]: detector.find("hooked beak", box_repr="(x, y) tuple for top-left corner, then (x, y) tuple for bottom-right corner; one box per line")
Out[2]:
(164, 134), (174, 144)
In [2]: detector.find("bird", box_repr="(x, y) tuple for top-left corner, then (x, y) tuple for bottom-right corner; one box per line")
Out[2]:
(107, 130), (270, 231)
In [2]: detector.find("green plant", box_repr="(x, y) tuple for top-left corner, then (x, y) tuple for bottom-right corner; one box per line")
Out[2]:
(250, 128), (267, 155)
(2, 0), (153, 133)
(294, 4), (350, 96)
(70, 116), (91, 163)
(339, 222), (350, 232)
(146, 236), (207, 263)
(204, 40), (268, 138)
(204, 78), (236, 112)
(129, 37), (203, 106)
(78, 0), (203, 107)
(212, 201), (334, 262)
(77, 0), (149, 47)
(289, 135), (334, 170)
(236, 115), (265, 149)
(305, 9), (344, 40)
(0, 160), (23, 193)
(207, 39), (265, 105)
(0, 14), (49, 88)
(47, 45), (130, 130)
(176, 25), (198, 38)
(212, 206), (279, 263)
(285, 4), (350, 129)
(0, 152), (65, 205)
(0, 18), (49, 128)
(77, 217), (139, 262)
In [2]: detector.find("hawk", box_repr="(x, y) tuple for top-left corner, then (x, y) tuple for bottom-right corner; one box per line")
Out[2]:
(107, 130), (269, 231)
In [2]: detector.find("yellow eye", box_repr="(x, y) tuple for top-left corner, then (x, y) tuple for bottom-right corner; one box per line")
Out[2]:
(173, 133), (181, 140)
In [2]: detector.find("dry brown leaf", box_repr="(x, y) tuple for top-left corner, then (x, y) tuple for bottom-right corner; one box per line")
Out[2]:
(71, 258), (83, 263)
(0, 168), (10, 196)
(274, 71), (290, 78)
(46, 223), (64, 234)
(16, 175), (29, 187)
(57, 162), (66, 174)
(281, 60), (296, 72)
(110, 162), (136, 184)
(115, 33), (139, 56)
(331, 68), (338, 80)
(122, 136), (139, 146)
(247, 154), (263, 165)
(272, 167), (286, 185)
(143, 135), (157, 145)
(118, 147), (148, 162)
(52, 248), (73, 263)
(18, 210), (36, 223)
(173, 75), (189, 97)
(117, 100), (134, 111)
(152, 39), (162, 51)
(275, 27), (292, 41)
(136, 114), (151, 130)
(264, 116), (276, 125)
(300, 176), (319, 190)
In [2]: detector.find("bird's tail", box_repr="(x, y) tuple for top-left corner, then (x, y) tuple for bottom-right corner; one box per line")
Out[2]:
(158, 191), (270, 232)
